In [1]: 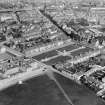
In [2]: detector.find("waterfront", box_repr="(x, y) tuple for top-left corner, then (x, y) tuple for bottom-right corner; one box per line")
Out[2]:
(0, 73), (104, 105)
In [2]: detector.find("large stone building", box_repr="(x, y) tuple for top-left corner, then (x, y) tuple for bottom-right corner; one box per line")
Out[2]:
(90, 7), (105, 25)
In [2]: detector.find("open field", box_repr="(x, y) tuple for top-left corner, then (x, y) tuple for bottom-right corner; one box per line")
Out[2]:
(0, 73), (104, 105)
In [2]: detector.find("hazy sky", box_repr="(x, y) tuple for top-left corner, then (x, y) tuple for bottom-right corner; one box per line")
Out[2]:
(0, 0), (104, 4)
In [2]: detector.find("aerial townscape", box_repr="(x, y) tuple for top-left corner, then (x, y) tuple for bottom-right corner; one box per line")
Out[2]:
(1, 0), (105, 104)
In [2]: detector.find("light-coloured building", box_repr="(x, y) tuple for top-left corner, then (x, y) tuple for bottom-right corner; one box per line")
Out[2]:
(90, 7), (105, 25)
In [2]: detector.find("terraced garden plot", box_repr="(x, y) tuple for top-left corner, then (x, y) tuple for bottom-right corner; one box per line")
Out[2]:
(57, 44), (81, 52)
(43, 55), (71, 65)
(71, 47), (93, 57)
(33, 50), (58, 61)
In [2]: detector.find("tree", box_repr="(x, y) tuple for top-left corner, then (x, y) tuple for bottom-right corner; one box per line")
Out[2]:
(78, 18), (89, 26)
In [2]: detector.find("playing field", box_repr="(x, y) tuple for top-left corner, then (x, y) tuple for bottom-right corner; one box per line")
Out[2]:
(0, 73), (104, 105)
